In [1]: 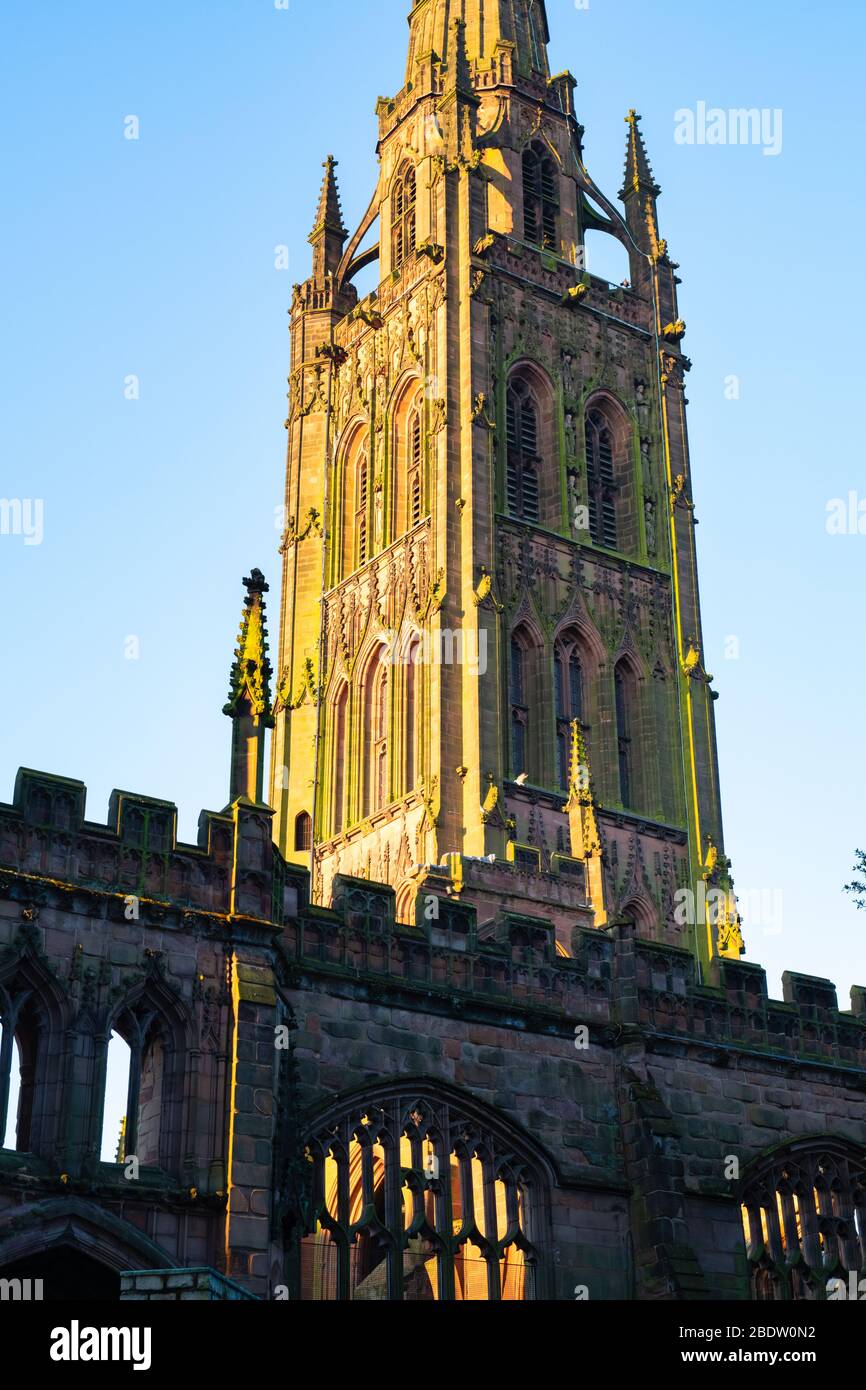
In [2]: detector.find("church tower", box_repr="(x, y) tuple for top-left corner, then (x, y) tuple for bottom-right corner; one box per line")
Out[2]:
(270, 0), (742, 974)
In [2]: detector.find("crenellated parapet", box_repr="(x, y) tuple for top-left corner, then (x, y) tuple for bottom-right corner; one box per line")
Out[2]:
(0, 769), (302, 926)
(1, 772), (863, 1076)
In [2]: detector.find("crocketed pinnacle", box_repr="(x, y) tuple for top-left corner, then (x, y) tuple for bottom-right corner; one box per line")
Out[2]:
(309, 155), (347, 243)
(224, 570), (274, 723)
(620, 109), (661, 200)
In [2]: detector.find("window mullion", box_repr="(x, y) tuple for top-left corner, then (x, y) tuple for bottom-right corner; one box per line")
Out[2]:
(0, 1016), (14, 1147)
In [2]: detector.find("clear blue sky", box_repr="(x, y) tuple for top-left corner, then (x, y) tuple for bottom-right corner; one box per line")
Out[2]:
(1, 0), (864, 1079)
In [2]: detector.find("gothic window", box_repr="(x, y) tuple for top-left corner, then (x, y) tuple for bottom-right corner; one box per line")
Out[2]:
(506, 379), (540, 523)
(391, 165), (417, 271)
(356, 454), (369, 569)
(100, 1014), (163, 1167)
(0, 1023), (25, 1151)
(554, 633), (584, 790)
(408, 409), (423, 529)
(405, 640), (419, 791)
(294, 811), (313, 854)
(100, 990), (187, 1172)
(299, 1086), (548, 1301)
(522, 142), (558, 251)
(363, 649), (390, 817)
(585, 408), (618, 549)
(614, 659), (637, 810)
(0, 1027), (20, 1150)
(510, 632), (532, 779)
(333, 684), (349, 835)
(0, 967), (64, 1158)
(740, 1141), (866, 1302)
(100, 1030), (132, 1161)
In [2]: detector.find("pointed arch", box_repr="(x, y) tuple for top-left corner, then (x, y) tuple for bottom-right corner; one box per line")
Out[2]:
(0, 1195), (177, 1281)
(522, 140), (559, 251)
(552, 626), (591, 791)
(298, 1077), (555, 1302)
(331, 681), (350, 835)
(738, 1138), (866, 1302)
(583, 392), (637, 557)
(614, 655), (641, 811)
(509, 621), (544, 782)
(0, 944), (70, 1158)
(294, 811), (313, 854)
(404, 635), (421, 793)
(619, 895), (657, 935)
(391, 162), (417, 272)
(361, 643), (392, 818)
(335, 420), (370, 582)
(504, 362), (556, 528)
(390, 377), (426, 540)
(102, 969), (192, 1173)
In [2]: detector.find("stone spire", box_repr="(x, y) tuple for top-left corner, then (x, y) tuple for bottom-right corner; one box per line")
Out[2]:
(620, 110), (663, 262)
(309, 155), (348, 281)
(224, 570), (275, 806)
(621, 109), (660, 200)
(405, 0), (551, 81)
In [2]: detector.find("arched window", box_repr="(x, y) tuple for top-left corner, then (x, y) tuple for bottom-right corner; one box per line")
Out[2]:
(585, 408), (618, 549)
(614, 660), (637, 809)
(522, 142), (558, 251)
(506, 379), (540, 523)
(510, 633), (530, 778)
(0, 969), (66, 1159)
(405, 640), (419, 791)
(299, 1083), (549, 1301)
(0, 1027), (21, 1151)
(392, 165), (416, 271)
(295, 811), (313, 854)
(355, 453), (369, 569)
(101, 994), (187, 1172)
(363, 648), (390, 817)
(100, 1030), (132, 1163)
(740, 1141), (866, 1302)
(554, 633), (584, 790)
(408, 409), (423, 529)
(333, 685), (349, 834)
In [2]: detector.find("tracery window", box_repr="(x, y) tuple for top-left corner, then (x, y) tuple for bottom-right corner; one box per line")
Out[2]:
(585, 408), (618, 549)
(299, 1087), (547, 1301)
(391, 165), (416, 271)
(740, 1141), (866, 1301)
(554, 633), (584, 790)
(506, 378), (540, 523)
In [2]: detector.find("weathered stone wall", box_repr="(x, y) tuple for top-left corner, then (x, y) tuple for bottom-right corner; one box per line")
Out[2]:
(0, 773), (864, 1301)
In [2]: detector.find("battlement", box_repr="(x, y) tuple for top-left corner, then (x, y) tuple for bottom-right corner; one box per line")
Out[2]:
(0, 768), (303, 924)
(1, 771), (864, 1071)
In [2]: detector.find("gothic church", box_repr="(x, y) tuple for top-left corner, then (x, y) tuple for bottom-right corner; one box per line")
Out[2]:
(0, 0), (863, 1303)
